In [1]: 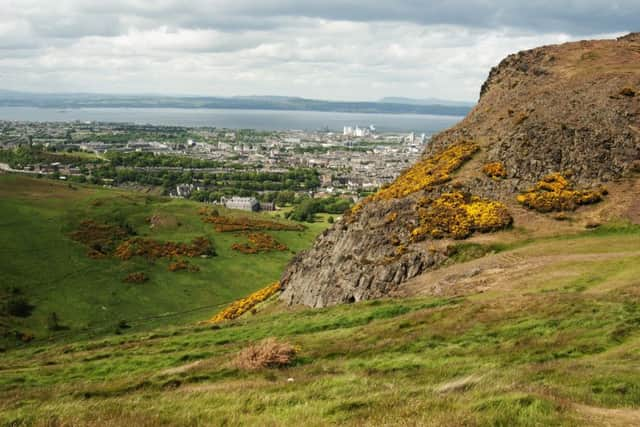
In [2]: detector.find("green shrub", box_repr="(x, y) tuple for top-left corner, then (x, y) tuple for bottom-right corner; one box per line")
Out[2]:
(6, 297), (35, 318)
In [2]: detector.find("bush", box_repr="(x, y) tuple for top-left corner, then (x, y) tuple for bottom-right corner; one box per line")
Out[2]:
(231, 233), (287, 254)
(288, 197), (353, 222)
(620, 87), (636, 97)
(372, 140), (479, 201)
(168, 261), (200, 272)
(411, 192), (512, 240)
(210, 282), (281, 323)
(201, 211), (304, 232)
(123, 272), (149, 283)
(516, 173), (604, 213)
(47, 312), (64, 331)
(114, 236), (215, 260)
(6, 297), (35, 318)
(70, 220), (131, 258)
(233, 338), (296, 370)
(482, 162), (507, 178)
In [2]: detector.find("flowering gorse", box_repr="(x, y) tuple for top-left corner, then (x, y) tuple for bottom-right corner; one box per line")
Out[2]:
(209, 282), (281, 323)
(517, 173), (605, 212)
(411, 192), (512, 240)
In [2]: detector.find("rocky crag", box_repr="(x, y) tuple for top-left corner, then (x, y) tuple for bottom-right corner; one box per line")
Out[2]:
(280, 33), (640, 307)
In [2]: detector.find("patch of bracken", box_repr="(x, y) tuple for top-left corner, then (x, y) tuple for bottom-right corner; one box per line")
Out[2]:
(411, 192), (512, 240)
(168, 260), (200, 272)
(516, 173), (605, 213)
(231, 232), (288, 254)
(200, 210), (305, 232)
(70, 220), (130, 258)
(123, 272), (149, 283)
(114, 236), (214, 261)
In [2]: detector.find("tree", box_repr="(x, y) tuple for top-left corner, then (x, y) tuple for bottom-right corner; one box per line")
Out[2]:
(288, 198), (317, 222)
(47, 312), (63, 331)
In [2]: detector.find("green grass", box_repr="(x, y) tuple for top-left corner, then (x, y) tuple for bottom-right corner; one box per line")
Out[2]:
(1, 175), (640, 425)
(1, 273), (639, 425)
(0, 175), (327, 346)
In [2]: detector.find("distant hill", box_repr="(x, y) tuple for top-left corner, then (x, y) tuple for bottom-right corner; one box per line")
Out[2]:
(0, 91), (472, 116)
(380, 96), (476, 107)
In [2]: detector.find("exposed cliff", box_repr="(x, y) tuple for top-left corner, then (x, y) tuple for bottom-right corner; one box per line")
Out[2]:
(281, 34), (640, 307)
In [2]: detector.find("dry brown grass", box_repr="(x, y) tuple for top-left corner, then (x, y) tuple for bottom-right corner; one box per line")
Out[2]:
(147, 214), (179, 230)
(233, 338), (296, 370)
(122, 272), (149, 283)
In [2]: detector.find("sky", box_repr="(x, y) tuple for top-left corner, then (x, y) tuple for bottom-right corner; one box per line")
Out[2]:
(0, 1), (636, 101)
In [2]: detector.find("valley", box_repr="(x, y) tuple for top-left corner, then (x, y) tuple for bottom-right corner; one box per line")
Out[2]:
(0, 175), (328, 346)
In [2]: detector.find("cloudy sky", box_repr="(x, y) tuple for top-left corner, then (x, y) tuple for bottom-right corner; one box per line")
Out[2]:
(0, 1), (635, 101)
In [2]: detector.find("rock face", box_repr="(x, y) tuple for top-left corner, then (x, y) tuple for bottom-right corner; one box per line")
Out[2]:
(280, 34), (640, 308)
(280, 197), (450, 307)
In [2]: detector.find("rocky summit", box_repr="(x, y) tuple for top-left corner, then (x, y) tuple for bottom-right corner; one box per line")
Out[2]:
(280, 33), (640, 307)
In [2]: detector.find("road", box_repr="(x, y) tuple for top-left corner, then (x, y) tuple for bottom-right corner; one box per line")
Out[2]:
(0, 162), (50, 175)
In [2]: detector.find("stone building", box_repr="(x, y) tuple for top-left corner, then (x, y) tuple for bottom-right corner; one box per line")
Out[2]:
(222, 196), (259, 211)
(259, 201), (276, 211)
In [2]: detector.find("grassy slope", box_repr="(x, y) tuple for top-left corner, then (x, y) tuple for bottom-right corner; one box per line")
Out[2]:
(0, 175), (327, 345)
(1, 224), (639, 426)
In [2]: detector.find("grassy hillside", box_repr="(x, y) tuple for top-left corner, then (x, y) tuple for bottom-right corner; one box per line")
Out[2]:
(1, 222), (639, 426)
(0, 175), (327, 347)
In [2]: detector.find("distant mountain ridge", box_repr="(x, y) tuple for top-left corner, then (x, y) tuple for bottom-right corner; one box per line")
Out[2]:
(0, 91), (471, 116)
(380, 97), (475, 107)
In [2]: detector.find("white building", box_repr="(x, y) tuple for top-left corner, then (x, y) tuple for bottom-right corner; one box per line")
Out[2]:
(171, 184), (202, 198)
(221, 196), (259, 211)
(343, 125), (374, 137)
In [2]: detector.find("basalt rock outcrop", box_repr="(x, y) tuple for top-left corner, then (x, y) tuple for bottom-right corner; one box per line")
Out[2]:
(280, 34), (640, 307)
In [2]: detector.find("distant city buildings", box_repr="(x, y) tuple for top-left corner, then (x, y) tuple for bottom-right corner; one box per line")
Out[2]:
(170, 184), (202, 198)
(343, 125), (375, 137)
(1, 120), (432, 202)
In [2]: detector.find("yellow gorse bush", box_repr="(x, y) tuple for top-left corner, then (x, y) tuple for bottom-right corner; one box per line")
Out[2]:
(209, 282), (281, 323)
(516, 173), (605, 213)
(374, 140), (479, 201)
(384, 211), (398, 224)
(349, 140), (479, 216)
(482, 162), (507, 178)
(411, 192), (512, 240)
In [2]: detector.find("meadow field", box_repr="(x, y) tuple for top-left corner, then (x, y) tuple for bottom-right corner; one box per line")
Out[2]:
(0, 175), (327, 347)
(1, 203), (639, 425)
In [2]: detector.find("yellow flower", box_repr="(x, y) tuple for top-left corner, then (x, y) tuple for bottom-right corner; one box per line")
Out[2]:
(209, 282), (282, 324)
(348, 140), (479, 217)
(516, 173), (603, 213)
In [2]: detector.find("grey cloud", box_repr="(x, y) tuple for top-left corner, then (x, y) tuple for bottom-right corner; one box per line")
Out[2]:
(8, 0), (638, 38)
(0, 0), (633, 100)
(209, 0), (637, 35)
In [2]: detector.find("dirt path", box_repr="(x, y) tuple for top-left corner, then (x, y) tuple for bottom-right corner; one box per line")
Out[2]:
(574, 404), (640, 426)
(0, 162), (49, 175)
(393, 247), (638, 298)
